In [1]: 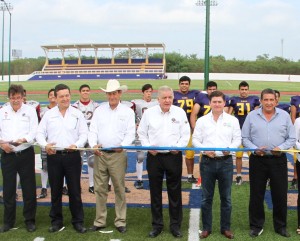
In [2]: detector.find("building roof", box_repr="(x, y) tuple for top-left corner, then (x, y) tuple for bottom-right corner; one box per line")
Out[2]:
(41, 43), (165, 51)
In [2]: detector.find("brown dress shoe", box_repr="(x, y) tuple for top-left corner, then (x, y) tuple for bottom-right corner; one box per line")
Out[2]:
(200, 230), (211, 239)
(221, 230), (234, 239)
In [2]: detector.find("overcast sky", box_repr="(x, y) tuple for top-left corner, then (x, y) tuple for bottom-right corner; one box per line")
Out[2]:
(2, 0), (300, 61)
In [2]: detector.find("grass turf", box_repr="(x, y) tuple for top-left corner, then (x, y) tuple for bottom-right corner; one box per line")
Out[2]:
(0, 79), (298, 103)
(0, 183), (299, 240)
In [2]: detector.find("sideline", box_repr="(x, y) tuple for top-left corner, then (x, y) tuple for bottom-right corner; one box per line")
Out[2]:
(188, 208), (200, 241)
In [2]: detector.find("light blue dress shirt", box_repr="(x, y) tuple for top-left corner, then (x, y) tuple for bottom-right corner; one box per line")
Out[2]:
(242, 107), (296, 154)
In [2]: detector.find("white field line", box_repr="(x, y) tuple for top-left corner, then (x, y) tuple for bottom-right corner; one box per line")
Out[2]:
(188, 208), (200, 241)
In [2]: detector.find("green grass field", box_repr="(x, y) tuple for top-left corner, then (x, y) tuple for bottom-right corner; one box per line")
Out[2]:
(0, 183), (298, 240)
(0, 79), (299, 240)
(0, 79), (298, 103)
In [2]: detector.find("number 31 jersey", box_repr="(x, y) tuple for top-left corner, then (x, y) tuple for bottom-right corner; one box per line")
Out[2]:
(229, 95), (260, 128)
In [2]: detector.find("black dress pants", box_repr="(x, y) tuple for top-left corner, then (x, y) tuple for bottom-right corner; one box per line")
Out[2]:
(146, 151), (183, 231)
(1, 147), (36, 227)
(249, 154), (288, 232)
(47, 151), (84, 226)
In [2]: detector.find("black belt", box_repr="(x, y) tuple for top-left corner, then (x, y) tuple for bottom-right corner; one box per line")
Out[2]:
(156, 151), (182, 156)
(157, 152), (171, 155)
(256, 154), (285, 159)
(5, 147), (33, 156)
(102, 150), (116, 153)
(55, 150), (79, 155)
(203, 155), (232, 161)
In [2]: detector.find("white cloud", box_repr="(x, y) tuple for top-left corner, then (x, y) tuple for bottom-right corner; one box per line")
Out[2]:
(2, 0), (300, 60)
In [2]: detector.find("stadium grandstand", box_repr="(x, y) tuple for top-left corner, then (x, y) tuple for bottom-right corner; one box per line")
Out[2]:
(29, 43), (166, 80)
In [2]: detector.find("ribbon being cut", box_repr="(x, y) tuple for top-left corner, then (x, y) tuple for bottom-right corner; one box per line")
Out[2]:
(16, 142), (299, 153)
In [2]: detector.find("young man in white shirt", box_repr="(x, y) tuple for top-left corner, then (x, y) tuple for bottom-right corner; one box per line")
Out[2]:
(72, 84), (99, 194)
(193, 91), (241, 239)
(131, 84), (158, 189)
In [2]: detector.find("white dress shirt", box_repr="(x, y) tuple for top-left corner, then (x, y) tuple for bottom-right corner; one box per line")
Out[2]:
(192, 111), (241, 156)
(137, 105), (190, 150)
(294, 117), (300, 162)
(36, 106), (88, 149)
(0, 103), (38, 151)
(88, 102), (135, 148)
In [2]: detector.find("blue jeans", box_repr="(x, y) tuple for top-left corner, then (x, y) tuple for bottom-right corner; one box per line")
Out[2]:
(200, 155), (233, 232)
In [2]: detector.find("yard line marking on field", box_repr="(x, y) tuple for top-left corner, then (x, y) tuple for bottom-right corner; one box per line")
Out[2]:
(100, 230), (113, 233)
(110, 239), (121, 241)
(188, 208), (200, 241)
(33, 237), (45, 241)
(226, 80), (232, 86)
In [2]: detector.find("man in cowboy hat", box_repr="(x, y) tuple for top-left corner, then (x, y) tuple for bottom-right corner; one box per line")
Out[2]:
(88, 79), (135, 234)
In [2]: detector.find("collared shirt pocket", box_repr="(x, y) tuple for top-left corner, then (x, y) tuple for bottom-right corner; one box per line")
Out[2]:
(67, 116), (79, 130)
(48, 116), (60, 130)
(116, 115), (128, 134)
(171, 119), (181, 135)
(1, 118), (11, 131)
(222, 121), (234, 137)
(20, 115), (30, 130)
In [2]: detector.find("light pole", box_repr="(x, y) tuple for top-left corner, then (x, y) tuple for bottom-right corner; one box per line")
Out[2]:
(1, 0), (12, 86)
(1, 4), (4, 82)
(195, 0), (218, 89)
(178, 49), (180, 79)
(281, 38), (284, 58)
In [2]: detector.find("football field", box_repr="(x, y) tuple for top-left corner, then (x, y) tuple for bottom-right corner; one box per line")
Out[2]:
(0, 79), (298, 103)
(0, 79), (299, 240)
(0, 152), (298, 241)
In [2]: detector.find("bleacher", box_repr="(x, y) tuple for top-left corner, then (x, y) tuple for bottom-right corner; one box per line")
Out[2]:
(29, 43), (166, 80)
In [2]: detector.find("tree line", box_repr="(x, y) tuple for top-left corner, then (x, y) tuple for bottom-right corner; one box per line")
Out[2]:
(1, 52), (300, 75)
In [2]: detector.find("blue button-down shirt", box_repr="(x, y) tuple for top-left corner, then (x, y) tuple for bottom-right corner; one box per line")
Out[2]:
(242, 107), (295, 153)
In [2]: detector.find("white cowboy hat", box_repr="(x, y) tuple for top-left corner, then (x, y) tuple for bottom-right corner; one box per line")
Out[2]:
(100, 79), (128, 93)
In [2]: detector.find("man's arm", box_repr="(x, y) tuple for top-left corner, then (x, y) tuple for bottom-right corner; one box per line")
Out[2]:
(291, 105), (297, 124)
(277, 116), (296, 150)
(228, 117), (242, 148)
(121, 109), (136, 147)
(175, 111), (190, 147)
(241, 115), (257, 150)
(24, 107), (39, 143)
(295, 118), (300, 150)
(190, 103), (200, 131)
(137, 112), (151, 147)
(192, 118), (204, 148)
(74, 113), (88, 148)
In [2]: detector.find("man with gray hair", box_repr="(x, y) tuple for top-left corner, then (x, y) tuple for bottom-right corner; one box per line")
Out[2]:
(138, 86), (190, 238)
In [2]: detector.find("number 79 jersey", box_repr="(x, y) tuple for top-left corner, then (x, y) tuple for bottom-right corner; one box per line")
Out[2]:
(173, 90), (200, 121)
(229, 95), (260, 128)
